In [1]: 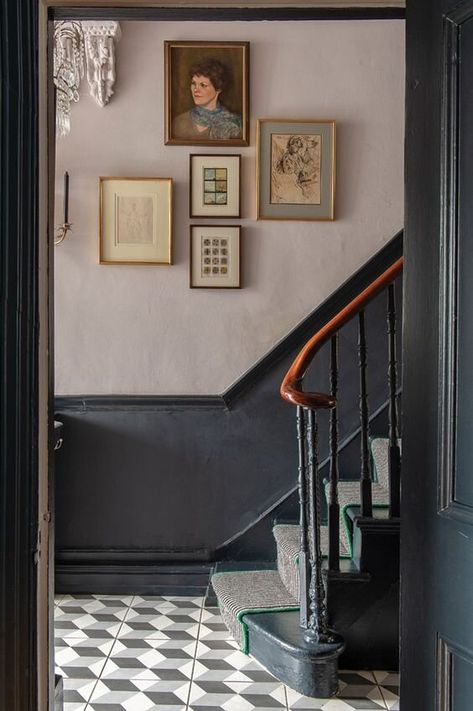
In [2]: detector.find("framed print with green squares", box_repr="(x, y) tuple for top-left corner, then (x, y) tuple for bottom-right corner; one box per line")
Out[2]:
(190, 154), (241, 218)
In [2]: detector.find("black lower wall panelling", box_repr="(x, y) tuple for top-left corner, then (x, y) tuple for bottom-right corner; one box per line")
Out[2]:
(55, 562), (213, 596)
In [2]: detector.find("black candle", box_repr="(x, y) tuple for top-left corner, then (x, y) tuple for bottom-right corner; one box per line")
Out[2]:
(64, 171), (69, 223)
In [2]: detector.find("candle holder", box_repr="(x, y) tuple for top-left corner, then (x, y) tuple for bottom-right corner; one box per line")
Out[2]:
(54, 222), (73, 245)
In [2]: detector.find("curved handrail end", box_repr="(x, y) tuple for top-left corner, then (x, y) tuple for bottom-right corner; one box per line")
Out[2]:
(280, 256), (403, 411)
(279, 378), (336, 410)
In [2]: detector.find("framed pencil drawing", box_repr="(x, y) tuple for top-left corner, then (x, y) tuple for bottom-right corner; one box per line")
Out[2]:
(165, 41), (249, 146)
(190, 154), (241, 218)
(256, 119), (336, 220)
(99, 177), (172, 264)
(190, 225), (241, 288)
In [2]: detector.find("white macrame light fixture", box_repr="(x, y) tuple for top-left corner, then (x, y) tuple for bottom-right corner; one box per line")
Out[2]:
(53, 20), (120, 136)
(53, 21), (85, 137)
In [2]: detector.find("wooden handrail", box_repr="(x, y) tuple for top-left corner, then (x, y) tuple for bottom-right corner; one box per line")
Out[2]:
(280, 257), (404, 409)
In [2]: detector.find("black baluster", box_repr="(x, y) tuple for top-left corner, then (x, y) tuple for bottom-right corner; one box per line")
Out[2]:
(328, 335), (340, 571)
(297, 406), (310, 628)
(304, 409), (331, 643)
(387, 284), (401, 517)
(359, 310), (372, 517)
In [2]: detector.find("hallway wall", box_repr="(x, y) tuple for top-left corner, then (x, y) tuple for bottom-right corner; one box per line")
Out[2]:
(55, 236), (403, 581)
(54, 19), (404, 395)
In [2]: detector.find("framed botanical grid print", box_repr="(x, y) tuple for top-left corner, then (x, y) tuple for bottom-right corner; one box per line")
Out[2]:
(190, 154), (241, 218)
(190, 225), (241, 288)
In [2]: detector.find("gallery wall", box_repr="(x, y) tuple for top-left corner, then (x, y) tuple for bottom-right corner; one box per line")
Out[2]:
(54, 19), (405, 395)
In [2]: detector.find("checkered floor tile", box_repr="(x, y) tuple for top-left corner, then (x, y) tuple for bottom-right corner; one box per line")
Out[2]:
(55, 596), (130, 640)
(54, 595), (397, 710)
(193, 638), (278, 683)
(286, 672), (387, 711)
(188, 680), (287, 710)
(55, 637), (114, 679)
(372, 673), (399, 710)
(101, 638), (197, 681)
(88, 678), (190, 709)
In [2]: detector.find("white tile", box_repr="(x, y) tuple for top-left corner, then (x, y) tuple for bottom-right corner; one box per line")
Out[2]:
(287, 680), (387, 710)
(371, 672), (399, 687)
(59, 594), (133, 608)
(379, 687), (399, 710)
(62, 677), (98, 704)
(189, 680), (287, 710)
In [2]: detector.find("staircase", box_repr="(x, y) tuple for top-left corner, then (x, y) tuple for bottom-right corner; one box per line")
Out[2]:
(210, 253), (403, 698)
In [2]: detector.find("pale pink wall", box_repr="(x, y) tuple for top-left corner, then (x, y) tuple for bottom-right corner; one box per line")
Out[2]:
(54, 19), (405, 395)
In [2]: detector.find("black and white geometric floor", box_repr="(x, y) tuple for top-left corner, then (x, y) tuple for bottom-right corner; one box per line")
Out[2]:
(54, 594), (400, 711)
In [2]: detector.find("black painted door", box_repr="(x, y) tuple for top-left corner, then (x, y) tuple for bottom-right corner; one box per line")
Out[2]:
(402, 0), (473, 708)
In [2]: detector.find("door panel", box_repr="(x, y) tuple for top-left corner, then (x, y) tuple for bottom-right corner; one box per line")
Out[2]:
(438, 638), (473, 711)
(403, 0), (473, 708)
(456, 11), (473, 511)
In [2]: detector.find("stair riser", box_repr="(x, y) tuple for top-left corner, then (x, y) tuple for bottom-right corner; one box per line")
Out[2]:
(277, 547), (299, 600)
(352, 517), (400, 577)
(328, 578), (399, 670)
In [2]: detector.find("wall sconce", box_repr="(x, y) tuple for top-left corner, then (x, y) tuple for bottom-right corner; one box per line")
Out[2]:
(55, 172), (72, 245)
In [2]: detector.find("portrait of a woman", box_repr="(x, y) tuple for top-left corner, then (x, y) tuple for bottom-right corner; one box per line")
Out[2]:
(165, 41), (249, 146)
(173, 59), (242, 141)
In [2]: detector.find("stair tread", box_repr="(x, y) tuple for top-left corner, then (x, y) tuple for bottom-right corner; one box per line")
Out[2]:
(245, 609), (341, 657)
(371, 437), (401, 489)
(211, 570), (298, 652)
(212, 570), (298, 610)
(273, 523), (350, 558)
(274, 523), (351, 601)
(325, 480), (389, 508)
(243, 611), (344, 698)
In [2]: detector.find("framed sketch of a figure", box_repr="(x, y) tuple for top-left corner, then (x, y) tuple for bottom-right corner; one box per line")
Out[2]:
(165, 41), (249, 146)
(257, 119), (336, 220)
(99, 177), (172, 264)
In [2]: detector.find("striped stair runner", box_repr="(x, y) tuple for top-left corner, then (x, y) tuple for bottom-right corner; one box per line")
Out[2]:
(273, 523), (349, 601)
(211, 437), (395, 653)
(211, 570), (298, 653)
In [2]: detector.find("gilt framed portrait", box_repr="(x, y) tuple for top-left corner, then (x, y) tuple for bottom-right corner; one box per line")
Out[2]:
(190, 154), (241, 218)
(190, 225), (241, 288)
(165, 41), (249, 146)
(99, 177), (172, 264)
(256, 119), (336, 221)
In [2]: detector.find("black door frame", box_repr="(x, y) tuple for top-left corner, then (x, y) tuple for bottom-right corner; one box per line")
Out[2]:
(0, 3), (405, 709)
(1, 2), (41, 709)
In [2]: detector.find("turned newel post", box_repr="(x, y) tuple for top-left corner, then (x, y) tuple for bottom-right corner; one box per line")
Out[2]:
(302, 408), (345, 698)
(304, 409), (330, 644)
(297, 406), (310, 628)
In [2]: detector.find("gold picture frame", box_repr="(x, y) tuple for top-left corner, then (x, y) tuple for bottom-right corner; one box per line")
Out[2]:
(99, 177), (172, 265)
(190, 225), (241, 289)
(165, 41), (249, 146)
(256, 119), (336, 221)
